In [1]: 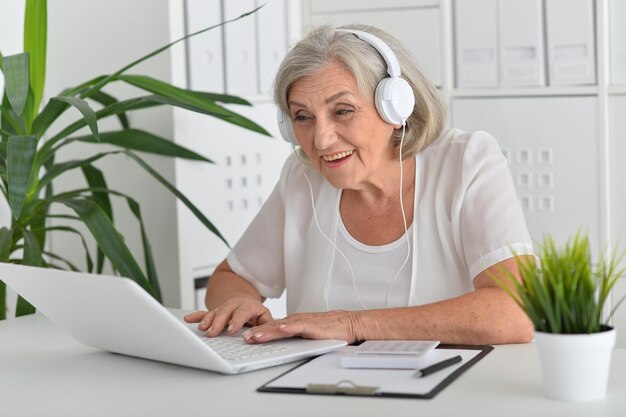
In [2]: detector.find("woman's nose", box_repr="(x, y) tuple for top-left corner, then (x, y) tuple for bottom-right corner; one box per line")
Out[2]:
(313, 117), (338, 150)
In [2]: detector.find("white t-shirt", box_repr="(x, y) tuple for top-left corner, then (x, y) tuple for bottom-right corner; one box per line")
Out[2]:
(227, 128), (534, 314)
(326, 218), (414, 311)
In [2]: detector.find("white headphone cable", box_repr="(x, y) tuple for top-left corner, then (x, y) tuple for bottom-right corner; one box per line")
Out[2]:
(292, 123), (411, 311)
(292, 148), (368, 310)
(384, 123), (411, 308)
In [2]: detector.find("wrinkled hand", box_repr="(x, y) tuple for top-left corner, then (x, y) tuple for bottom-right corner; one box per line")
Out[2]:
(242, 310), (361, 344)
(184, 297), (273, 337)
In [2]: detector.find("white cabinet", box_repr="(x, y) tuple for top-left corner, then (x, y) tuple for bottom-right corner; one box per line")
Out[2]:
(452, 97), (601, 250)
(184, 0), (289, 97)
(307, 5), (443, 87)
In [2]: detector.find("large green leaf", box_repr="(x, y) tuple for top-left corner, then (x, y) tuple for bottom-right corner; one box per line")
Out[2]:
(32, 99), (69, 137)
(31, 76), (110, 137)
(194, 91), (252, 106)
(2, 53), (30, 117)
(0, 227), (9, 320)
(62, 197), (158, 299)
(117, 75), (232, 117)
(0, 227), (12, 262)
(124, 151), (229, 247)
(41, 226), (94, 272)
(145, 94), (271, 137)
(38, 150), (117, 192)
(61, 75), (108, 97)
(16, 229), (43, 316)
(24, 0), (47, 114)
(126, 198), (161, 300)
(0, 279), (5, 321)
(37, 95), (260, 162)
(73, 128), (212, 162)
(81, 164), (112, 273)
(7, 135), (37, 219)
(51, 96), (100, 142)
(87, 91), (130, 128)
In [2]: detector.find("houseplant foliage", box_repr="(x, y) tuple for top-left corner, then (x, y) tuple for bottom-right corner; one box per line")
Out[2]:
(495, 232), (625, 400)
(496, 232), (625, 334)
(0, 1), (269, 319)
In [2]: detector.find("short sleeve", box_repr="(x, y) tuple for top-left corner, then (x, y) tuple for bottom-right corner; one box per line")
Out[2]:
(458, 131), (534, 279)
(226, 160), (293, 299)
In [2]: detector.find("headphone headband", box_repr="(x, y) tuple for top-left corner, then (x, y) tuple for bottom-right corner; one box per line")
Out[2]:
(335, 29), (402, 78)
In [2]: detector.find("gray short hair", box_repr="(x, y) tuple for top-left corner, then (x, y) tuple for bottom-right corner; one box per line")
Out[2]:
(273, 24), (447, 158)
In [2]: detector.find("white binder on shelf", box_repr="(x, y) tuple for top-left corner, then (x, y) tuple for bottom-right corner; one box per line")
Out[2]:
(545, 0), (596, 86)
(498, 0), (546, 87)
(610, 0), (626, 85)
(256, 0), (288, 96)
(223, 0), (258, 95)
(185, 0), (224, 92)
(454, 0), (499, 88)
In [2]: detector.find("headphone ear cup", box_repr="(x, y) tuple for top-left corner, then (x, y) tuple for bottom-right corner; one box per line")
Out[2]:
(374, 77), (415, 126)
(277, 109), (299, 146)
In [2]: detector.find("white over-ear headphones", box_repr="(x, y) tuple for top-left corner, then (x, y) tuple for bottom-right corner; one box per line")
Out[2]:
(277, 28), (416, 146)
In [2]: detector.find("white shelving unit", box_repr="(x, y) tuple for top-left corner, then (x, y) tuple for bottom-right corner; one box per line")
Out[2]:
(169, 0), (626, 342)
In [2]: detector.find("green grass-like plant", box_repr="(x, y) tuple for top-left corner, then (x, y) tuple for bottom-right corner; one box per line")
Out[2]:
(495, 233), (626, 334)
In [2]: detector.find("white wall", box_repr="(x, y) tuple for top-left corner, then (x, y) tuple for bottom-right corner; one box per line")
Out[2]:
(1, 0), (181, 307)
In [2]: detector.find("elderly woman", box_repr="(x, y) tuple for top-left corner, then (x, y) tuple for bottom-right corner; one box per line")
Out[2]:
(185, 24), (535, 345)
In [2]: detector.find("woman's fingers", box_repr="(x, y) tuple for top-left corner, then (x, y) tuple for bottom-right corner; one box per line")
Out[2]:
(183, 310), (208, 323)
(184, 298), (273, 337)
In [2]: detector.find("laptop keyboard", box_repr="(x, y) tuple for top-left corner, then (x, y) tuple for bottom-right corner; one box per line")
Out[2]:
(201, 337), (289, 361)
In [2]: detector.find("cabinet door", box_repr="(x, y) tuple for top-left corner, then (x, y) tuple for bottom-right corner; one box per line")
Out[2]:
(185, 0), (224, 92)
(610, 0), (626, 85)
(452, 97), (601, 251)
(309, 7), (442, 87)
(257, 0), (288, 95)
(223, 0), (258, 95)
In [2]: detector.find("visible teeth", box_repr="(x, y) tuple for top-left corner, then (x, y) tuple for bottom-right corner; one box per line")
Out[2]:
(322, 150), (354, 161)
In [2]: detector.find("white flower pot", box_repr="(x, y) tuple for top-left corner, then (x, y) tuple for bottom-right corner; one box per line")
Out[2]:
(534, 328), (616, 401)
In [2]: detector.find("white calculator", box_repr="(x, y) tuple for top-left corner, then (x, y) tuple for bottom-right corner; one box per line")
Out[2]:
(340, 340), (440, 369)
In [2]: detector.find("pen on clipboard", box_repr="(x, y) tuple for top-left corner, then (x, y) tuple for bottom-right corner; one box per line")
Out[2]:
(412, 355), (463, 378)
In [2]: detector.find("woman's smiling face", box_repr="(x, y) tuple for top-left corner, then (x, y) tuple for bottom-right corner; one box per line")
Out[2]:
(288, 62), (400, 192)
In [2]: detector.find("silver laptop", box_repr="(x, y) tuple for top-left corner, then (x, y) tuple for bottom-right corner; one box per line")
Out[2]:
(0, 263), (347, 374)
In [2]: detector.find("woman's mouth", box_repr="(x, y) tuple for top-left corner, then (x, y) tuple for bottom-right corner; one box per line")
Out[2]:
(321, 150), (354, 162)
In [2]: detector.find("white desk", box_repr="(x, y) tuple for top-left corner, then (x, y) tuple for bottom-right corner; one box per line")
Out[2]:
(1, 313), (625, 417)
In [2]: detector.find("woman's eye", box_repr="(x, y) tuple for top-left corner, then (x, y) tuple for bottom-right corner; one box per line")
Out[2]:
(336, 109), (353, 116)
(294, 114), (308, 122)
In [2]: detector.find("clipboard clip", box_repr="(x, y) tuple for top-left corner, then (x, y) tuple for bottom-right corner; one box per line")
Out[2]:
(306, 380), (380, 396)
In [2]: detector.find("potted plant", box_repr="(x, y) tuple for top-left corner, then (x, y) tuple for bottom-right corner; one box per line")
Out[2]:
(0, 1), (267, 319)
(495, 233), (625, 401)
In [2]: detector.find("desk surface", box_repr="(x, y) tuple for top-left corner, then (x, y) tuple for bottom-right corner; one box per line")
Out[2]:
(1, 313), (625, 417)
